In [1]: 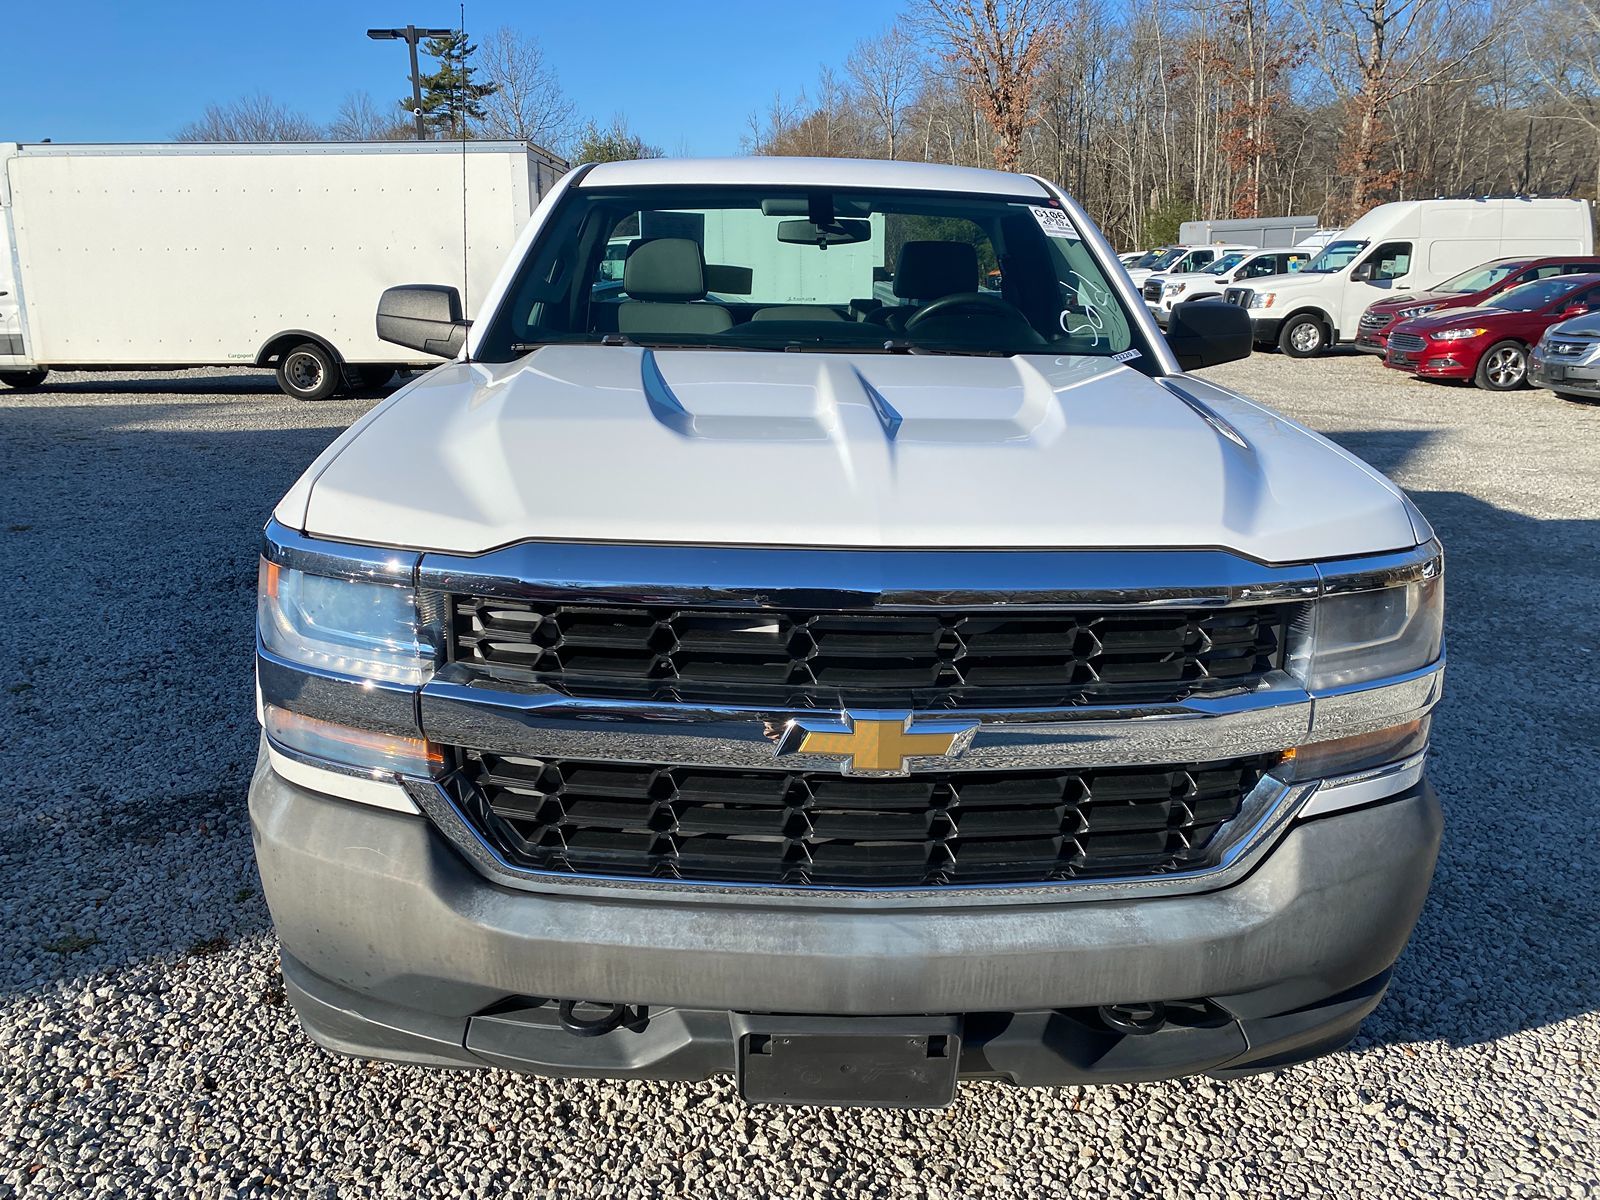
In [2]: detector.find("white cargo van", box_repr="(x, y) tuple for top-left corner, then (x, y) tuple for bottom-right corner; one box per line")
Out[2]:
(1221, 198), (1594, 356)
(0, 140), (565, 397)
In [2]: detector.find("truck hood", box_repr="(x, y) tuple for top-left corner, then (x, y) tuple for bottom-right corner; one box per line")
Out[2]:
(283, 346), (1419, 561)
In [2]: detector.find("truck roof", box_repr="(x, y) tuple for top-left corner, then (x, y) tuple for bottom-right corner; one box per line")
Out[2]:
(578, 156), (1053, 197)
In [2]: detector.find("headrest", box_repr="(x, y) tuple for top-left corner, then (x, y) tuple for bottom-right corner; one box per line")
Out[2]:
(893, 241), (979, 300)
(624, 238), (707, 301)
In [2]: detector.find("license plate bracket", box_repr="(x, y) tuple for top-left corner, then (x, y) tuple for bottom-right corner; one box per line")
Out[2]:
(735, 1015), (961, 1108)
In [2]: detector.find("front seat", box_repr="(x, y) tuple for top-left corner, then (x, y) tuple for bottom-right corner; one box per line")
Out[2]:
(873, 241), (980, 333)
(618, 238), (734, 336)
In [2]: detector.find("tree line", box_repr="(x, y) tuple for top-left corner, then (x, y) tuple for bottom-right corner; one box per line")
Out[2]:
(176, 1), (1600, 249)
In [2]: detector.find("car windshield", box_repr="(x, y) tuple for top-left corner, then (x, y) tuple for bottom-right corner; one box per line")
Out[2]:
(1486, 276), (1589, 312)
(477, 184), (1140, 360)
(1149, 247), (1187, 269)
(1433, 260), (1525, 294)
(1130, 248), (1169, 268)
(1303, 240), (1369, 274)
(1202, 252), (1247, 275)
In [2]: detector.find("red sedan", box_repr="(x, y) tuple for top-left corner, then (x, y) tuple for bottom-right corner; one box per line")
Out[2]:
(1383, 273), (1600, 390)
(1356, 255), (1600, 354)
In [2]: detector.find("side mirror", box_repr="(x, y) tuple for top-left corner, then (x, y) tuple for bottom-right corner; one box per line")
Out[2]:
(377, 284), (468, 358)
(1351, 262), (1373, 282)
(1165, 299), (1253, 371)
(1559, 304), (1589, 318)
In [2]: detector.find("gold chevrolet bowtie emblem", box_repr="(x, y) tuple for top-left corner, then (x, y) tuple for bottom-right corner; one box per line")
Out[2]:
(782, 712), (979, 775)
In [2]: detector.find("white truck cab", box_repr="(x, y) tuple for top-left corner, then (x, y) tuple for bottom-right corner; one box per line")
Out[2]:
(1223, 198), (1595, 357)
(1142, 247), (1312, 327)
(1124, 243), (1254, 289)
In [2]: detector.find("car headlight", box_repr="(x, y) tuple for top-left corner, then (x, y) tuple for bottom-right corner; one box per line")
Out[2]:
(1163, 282), (1186, 296)
(1297, 560), (1444, 692)
(1431, 327), (1484, 341)
(1249, 292), (1275, 310)
(1399, 303), (1439, 319)
(257, 559), (440, 685)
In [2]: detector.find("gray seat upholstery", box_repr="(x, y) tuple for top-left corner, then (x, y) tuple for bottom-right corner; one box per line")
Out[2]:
(871, 241), (981, 332)
(619, 238), (733, 335)
(750, 305), (846, 322)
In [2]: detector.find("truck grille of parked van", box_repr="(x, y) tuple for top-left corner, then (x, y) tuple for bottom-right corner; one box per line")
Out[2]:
(444, 750), (1275, 888)
(448, 598), (1291, 707)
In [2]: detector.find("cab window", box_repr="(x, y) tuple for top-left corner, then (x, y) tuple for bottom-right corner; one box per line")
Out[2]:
(1279, 252), (1309, 273)
(1181, 249), (1216, 272)
(1243, 255), (1281, 278)
(1364, 242), (1412, 281)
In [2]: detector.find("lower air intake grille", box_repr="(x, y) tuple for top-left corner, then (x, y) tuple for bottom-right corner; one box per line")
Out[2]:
(448, 753), (1274, 888)
(1388, 333), (1427, 353)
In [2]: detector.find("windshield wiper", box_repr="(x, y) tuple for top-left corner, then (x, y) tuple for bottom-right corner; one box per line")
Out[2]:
(880, 339), (1018, 357)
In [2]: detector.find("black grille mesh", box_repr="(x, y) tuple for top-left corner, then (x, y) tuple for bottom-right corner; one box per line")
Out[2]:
(449, 600), (1289, 706)
(1387, 333), (1427, 353)
(450, 753), (1272, 888)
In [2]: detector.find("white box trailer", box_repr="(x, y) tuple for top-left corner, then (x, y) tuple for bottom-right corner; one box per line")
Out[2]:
(0, 140), (565, 398)
(1179, 214), (1320, 250)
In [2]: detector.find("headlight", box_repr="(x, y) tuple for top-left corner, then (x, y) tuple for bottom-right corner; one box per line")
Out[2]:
(1431, 327), (1485, 341)
(1399, 303), (1439, 319)
(1163, 282), (1186, 296)
(1299, 568), (1444, 692)
(1249, 292), (1275, 310)
(257, 559), (440, 685)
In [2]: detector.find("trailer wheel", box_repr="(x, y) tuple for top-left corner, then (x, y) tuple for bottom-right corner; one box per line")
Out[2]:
(277, 342), (341, 401)
(0, 368), (49, 390)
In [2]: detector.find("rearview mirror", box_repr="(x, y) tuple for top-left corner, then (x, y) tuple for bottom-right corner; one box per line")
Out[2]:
(777, 218), (872, 246)
(376, 284), (467, 358)
(1165, 300), (1253, 371)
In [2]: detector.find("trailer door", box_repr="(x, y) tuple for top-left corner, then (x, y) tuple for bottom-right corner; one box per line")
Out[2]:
(0, 205), (26, 365)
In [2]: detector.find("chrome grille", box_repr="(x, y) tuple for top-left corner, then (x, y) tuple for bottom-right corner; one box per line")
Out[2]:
(449, 599), (1291, 706)
(1223, 287), (1251, 307)
(1388, 333), (1427, 353)
(1360, 311), (1392, 330)
(1548, 339), (1592, 356)
(1142, 280), (1163, 302)
(447, 752), (1274, 888)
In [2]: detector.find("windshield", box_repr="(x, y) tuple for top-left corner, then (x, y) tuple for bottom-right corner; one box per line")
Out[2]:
(1486, 276), (1590, 312)
(1149, 247), (1187, 270)
(1433, 260), (1525, 294)
(1202, 252), (1247, 275)
(1131, 248), (1170, 269)
(477, 184), (1140, 360)
(1303, 239), (1369, 274)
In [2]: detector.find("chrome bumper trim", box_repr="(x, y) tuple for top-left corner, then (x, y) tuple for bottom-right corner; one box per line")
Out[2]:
(418, 662), (1442, 774)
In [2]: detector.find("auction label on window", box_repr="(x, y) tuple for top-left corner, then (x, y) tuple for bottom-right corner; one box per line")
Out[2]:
(1029, 206), (1078, 239)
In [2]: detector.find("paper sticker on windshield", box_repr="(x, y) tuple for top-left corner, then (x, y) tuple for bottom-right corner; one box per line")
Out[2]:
(1111, 349), (1141, 363)
(1030, 206), (1078, 239)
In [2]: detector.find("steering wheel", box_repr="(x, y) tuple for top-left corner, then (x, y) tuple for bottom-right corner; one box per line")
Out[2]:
(904, 291), (1025, 331)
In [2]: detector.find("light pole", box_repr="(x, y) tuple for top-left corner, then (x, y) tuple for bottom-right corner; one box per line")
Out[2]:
(366, 25), (454, 140)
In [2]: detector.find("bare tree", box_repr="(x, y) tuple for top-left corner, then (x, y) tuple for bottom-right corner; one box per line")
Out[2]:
(328, 92), (410, 142)
(848, 23), (922, 159)
(918, 0), (1062, 170)
(477, 26), (578, 151)
(1290, 0), (1502, 218)
(1524, 0), (1600, 201)
(176, 93), (323, 143)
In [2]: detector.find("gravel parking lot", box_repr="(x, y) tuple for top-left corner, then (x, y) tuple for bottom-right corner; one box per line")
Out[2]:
(2, 354), (1597, 1199)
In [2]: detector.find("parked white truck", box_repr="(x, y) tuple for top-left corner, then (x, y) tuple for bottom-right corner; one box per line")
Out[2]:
(0, 140), (565, 398)
(1221, 197), (1595, 356)
(252, 157), (1445, 1108)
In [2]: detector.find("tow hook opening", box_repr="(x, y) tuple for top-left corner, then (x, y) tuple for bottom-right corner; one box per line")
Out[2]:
(556, 999), (646, 1038)
(1098, 1001), (1169, 1035)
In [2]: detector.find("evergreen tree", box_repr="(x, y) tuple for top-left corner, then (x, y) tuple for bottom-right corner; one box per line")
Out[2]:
(405, 30), (496, 138)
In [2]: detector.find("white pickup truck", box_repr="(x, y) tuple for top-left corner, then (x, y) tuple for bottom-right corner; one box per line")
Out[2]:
(251, 157), (1445, 1108)
(1141, 247), (1313, 327)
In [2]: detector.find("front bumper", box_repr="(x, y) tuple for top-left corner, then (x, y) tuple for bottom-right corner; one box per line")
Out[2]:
(251, 756), (1441, 1089)
(1248, 314), (1282, 343)
(1355, 330), (1390, 354)
(1530, 352), (1600, 396)
(1384, 344), (1474, 379)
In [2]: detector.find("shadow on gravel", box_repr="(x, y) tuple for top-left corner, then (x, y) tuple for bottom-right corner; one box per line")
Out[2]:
(1332, 428), (1600, 1052)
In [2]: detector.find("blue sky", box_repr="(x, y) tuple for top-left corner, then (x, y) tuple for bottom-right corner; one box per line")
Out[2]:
(7, 0), (895, 154)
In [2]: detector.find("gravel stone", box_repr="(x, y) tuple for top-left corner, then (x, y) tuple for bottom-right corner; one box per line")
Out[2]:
(1, 358), (1597, 1198)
